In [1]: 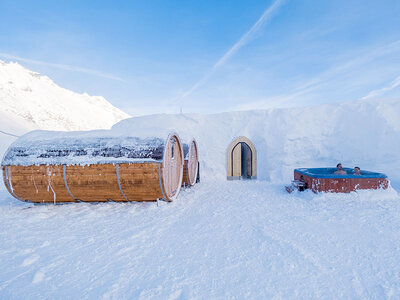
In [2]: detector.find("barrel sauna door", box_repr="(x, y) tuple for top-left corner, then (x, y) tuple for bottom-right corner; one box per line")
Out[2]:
(163, 136), (182, 198)
(188, 142), (198, 183)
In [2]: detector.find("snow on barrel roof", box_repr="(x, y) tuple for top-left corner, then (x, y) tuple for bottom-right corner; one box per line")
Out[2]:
(1, 129), (173, 166)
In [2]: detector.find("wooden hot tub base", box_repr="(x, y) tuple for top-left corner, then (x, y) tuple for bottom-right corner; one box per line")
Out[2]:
(289, 168), (388, 193)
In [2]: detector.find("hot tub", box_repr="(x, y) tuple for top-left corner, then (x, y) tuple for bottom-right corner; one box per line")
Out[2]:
(294, 168), (388, 193)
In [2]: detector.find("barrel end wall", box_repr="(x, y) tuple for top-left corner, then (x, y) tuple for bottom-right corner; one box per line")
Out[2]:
(161, 132), (184, 201)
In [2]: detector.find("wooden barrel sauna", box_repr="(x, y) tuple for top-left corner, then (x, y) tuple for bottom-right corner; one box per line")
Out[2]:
(1, 132), (184, 203)
(182, 139), (199, 187)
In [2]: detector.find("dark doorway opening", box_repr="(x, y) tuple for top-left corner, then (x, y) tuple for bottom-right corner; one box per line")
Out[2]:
(231, 142), (252, 179)
(241, 142), (252, 179)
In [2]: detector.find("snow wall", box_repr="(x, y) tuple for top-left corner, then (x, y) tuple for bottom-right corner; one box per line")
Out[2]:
(113, 98), (400, 185)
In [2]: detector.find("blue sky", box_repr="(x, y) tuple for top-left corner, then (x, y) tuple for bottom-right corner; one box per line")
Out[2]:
(1, 0), (400, 115)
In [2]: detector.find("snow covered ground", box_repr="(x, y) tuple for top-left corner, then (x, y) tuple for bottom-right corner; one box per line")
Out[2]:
(1, 182), (400, 298)
(1, 92), (400, 298)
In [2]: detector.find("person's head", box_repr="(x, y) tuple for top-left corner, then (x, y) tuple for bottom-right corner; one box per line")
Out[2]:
(337, 163), (342, 170)
(354, 166), (361, 175)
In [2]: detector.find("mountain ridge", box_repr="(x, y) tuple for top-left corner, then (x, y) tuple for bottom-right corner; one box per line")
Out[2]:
(0, 60), (129, 132)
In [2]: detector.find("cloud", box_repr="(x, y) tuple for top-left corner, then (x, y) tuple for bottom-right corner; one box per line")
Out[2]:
(177, 0), (286, 103)
(361, 75), (400, 100)
(232, 39), (400, 111)
(0, 53), (125, 82)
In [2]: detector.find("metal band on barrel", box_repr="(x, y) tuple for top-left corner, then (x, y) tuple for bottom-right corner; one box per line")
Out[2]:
(4, 166), (25, 202)
(158, 163), (167, 200)
(63, 164), (77, 201)
(116, 163), (129, 201)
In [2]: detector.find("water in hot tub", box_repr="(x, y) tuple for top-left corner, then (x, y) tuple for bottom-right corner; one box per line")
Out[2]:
(297, 167), (386, 177)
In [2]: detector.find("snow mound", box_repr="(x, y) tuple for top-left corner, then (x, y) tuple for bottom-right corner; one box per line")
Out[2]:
(113, 98), (400, 185)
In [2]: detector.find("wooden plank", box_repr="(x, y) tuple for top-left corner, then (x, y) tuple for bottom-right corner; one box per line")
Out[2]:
(182, 160), (189, 186)
(65, 164), (125, 202)
(5, 165), (76, 203)
(119, 162), (162, 201)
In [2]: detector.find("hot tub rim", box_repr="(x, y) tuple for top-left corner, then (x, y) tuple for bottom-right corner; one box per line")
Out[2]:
(294, 167), (388, 179)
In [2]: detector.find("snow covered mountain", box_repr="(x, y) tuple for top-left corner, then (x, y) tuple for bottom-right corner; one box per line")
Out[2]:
(0, 60), (129, 132)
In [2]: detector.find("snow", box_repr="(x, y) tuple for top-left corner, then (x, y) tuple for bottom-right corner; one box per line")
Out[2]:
(2, 132), (167, 166)
(182, 142), (190, 160)
(113, 98), (400, 186)
(0, 60), (129, 132)
(1, 73), (400, 298)
(1, 183), (400, 298)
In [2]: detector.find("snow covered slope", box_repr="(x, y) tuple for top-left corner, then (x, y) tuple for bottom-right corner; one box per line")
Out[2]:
(0, 60), (130, 194)
(0, 60), (129, 132)
(0, 111), (33, 163)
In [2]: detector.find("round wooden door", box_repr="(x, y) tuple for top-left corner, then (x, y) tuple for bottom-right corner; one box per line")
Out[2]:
(163, 136), (178, 198)
(188, 142), (198, 185)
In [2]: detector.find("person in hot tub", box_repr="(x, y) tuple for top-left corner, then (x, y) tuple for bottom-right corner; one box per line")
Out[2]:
(334, 163), (347, 175)
(354, 166), (361, 175)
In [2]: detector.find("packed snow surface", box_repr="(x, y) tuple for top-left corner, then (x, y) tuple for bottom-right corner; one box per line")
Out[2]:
(1, 96), (400, 298)
(0, 60), (129, 131)
(1, 184), (400, 298)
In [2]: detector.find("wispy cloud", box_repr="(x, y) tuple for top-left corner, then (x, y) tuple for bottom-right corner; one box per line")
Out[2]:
(0, 53), (125, 82)
(287, 40), (400, 98)
(177, 0), (286, 103)
(234, 39), (400, 110)
(361, 75), (400, 100)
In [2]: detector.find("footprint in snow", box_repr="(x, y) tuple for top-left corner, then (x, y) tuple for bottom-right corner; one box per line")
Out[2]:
(20, 255), (40, 267)
(32, 271), (45, 284)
